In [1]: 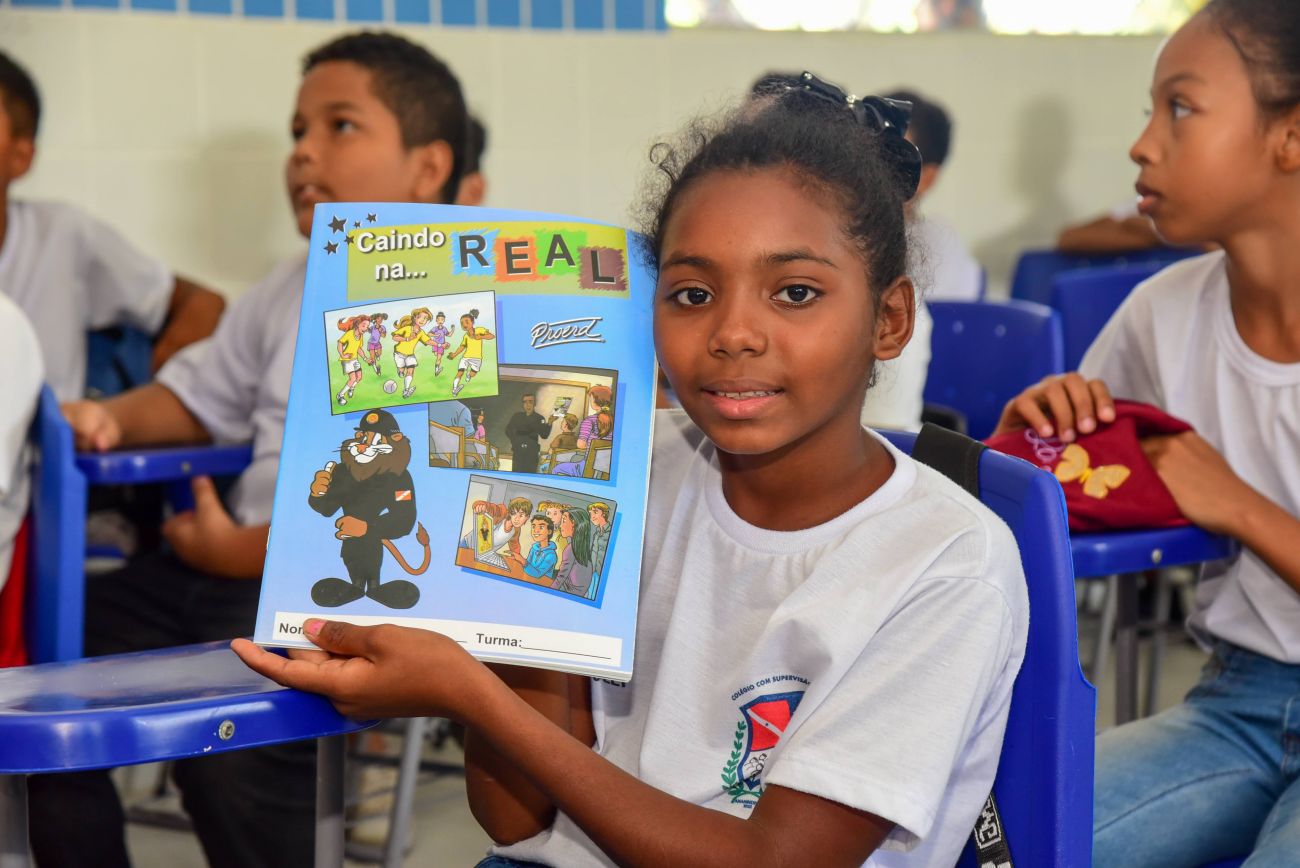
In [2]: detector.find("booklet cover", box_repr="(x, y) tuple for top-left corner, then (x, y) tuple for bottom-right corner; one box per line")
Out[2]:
(254, 203), (654, 680)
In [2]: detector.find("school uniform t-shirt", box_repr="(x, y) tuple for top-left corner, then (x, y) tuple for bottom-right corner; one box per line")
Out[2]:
(157, 254), (305, 527)
(0, 295), (42, 592)
(1080, 251), (1300, 663)
(0, 200), (172, 401)
(496, 410), (1028, 867)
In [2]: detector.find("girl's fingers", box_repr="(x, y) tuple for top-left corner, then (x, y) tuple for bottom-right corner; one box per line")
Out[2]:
(1008, 393), (1053, 437)
(1090, 380), (1117, 423)
(1038, 381), (1077, 442)
(1060, 374), (1098, 435)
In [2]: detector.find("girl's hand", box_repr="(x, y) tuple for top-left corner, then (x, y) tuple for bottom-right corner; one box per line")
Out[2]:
(164, 477), (267, 579)
(232, 620), (488, 720)
(993, 373), (1117, 442)
(1142, 432), (1252, 535)
(62, 400), (123, 452)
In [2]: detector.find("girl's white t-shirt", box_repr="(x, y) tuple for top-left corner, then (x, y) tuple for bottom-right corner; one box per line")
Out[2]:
(497, 410), (1028, 867)
(1080, 251), (1300, 663)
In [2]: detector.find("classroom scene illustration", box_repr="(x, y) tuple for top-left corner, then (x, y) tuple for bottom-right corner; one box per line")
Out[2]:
(324, 291), (498, 414)
(427, 364), (616, 477)
(7, 0), (1299, 866)
(455, 474), (615, 601)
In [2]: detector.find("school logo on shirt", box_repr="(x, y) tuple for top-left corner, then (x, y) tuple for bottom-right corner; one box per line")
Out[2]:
(721, 688), (805, 808)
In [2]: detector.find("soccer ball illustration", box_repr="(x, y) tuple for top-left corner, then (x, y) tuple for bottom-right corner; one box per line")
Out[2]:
(383, 379), (398, 394)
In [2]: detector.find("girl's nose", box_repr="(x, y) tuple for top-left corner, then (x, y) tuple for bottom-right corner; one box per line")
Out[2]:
(1129, 118), (1158, 167)
(707, 296), (768, 358)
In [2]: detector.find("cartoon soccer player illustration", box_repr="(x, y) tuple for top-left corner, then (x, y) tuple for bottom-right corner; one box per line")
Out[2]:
(308, 409), (430, 609)
(364, 312), (388, 375)
(391, 307), (435, 399)
(335, 314), (371, 406)
(428, 311), (455, 377)
(446, 308), (495, 397)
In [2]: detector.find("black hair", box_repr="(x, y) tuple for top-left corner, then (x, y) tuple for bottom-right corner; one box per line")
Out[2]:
(0, 51), (40, 140)
(303, 31), (468, 201)
(463, 308), (479, 321)
(884, 89), (951, 166)
(530, 514), (554, 535)
(465, 115), (488, 174)
(1203, 0), (1300, 121)
(642, 75), (913, 306)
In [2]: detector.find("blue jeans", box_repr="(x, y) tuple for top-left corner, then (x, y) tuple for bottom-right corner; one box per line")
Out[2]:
(1095, 641), (1300, 867)
(475, 858), (548, 868)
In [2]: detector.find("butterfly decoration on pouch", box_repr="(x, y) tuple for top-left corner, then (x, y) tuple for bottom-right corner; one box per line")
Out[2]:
(1054, 444), (1131, 499)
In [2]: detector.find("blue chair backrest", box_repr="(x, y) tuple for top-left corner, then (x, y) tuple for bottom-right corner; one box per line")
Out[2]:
(925, 301), (1065, 440)
(882, 430), (1095, 868)
(1051, 262), (1167, 370)
(1010, 247), (1197, 306)
(86, 327), (153, 398)
(28, 386), (85, 663)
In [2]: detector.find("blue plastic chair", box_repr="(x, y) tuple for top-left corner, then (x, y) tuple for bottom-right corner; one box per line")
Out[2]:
(1073, 527), (1238, 726)
(85, 326), (154, 398)
(0, 641), (372, 865)
(925, 301), (1065, 440)
(1051, 262), (1171, 370)
(28, 386), (252, 663)
(1010, 247), (1197, 306)
(881, 431), (1094, 868)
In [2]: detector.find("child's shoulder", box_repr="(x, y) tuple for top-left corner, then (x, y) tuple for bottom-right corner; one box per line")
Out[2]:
(1126, 250), (1226, 312)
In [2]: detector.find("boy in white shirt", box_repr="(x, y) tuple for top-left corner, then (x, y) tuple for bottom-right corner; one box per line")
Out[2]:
(29, 32), (470, 867)
(0, 52), (225, 402)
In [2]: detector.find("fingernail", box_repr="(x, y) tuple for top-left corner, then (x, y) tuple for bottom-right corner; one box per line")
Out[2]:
(1062, 429), (1075, 442)
(304, 619), (324, 637)
(1039, 424), (1054, 436)
(1079, 417), (1095, 434)
(1100, 407), (1115, 422)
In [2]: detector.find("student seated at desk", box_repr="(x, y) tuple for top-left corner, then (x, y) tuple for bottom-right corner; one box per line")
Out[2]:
(29, 31), (472, 868)
(994, 3), (1300, 863)
(0, 52), (224, 402)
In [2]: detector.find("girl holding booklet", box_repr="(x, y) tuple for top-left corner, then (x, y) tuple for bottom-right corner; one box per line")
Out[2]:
(235, 74), (1027, 867)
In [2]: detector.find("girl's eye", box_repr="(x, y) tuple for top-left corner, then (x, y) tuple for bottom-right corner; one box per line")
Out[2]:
(1170, 100), (1192, 120)
(671, 286), (713, 306)
(290, 124), (306, 141)
(773, 284), (821, 305)
(333, 118), (358, 133)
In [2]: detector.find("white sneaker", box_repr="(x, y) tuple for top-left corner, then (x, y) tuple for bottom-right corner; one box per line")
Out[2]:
(337, 394), (347, 405)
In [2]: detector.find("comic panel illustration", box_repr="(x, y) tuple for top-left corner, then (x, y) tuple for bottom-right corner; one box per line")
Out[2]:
(323, 290), (498, 415)
(456, 475), (616, 603)
(306, 409), (432, 611)
(428, 365), (616, 480)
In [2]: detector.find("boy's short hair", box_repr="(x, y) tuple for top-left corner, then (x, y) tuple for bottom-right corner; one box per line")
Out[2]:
(0, 52), (40, 140)
(531, 514), (554, 535)
(303, 32), (468, 200)
(884, 89), (951, 167)
(588, 502), (610, 520)
(508, 496), (534, 516)
(465, 115), (487, 174)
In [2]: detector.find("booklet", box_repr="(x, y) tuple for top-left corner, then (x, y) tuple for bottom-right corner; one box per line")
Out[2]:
(253, 203), (655, 680)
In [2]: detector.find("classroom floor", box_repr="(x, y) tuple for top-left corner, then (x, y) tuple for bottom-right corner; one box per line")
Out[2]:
(125, 613), (1211, 866)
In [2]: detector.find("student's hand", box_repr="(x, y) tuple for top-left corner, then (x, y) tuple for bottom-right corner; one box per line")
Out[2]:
(992, 373), (1117, 443)
(231, 620), (487, 720)
(163, 477), (267, 579)
(1142, 432), (1252, 535)
(61, 400), (124, 452)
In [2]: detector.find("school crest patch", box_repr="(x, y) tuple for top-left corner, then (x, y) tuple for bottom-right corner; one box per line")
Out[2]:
(721, 690), (804, 808)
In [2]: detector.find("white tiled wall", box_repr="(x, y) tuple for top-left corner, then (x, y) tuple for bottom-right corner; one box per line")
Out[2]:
(0, 10), (1163, 297)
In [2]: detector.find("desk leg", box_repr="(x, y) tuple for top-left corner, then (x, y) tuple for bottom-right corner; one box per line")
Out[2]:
(0, 774), (29, 868)
(384, 717), (430, 868)
(1115, 573), (1140, 726)
(316, 735), (346, 868)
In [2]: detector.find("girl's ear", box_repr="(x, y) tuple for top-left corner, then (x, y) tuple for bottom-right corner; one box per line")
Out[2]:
(1277, 105), (1300, 174)
(872, 277), (916, 363)
(411, 139), (456, 203)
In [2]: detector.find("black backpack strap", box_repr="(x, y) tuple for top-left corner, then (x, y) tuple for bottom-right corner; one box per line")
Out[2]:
(912, 422), (985, 497)
(910, 424), (1014, 868)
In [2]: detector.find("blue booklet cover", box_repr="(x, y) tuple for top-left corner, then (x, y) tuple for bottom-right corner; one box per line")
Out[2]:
(254, 203), (654, 680)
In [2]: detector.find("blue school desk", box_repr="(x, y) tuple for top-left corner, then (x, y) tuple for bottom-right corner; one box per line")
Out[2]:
(1072, 527), (1239, 725)
(0, 641), (372, 866)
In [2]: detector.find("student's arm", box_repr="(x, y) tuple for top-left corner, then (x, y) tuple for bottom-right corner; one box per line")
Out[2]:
(1056, 216), (1163, 254)
(162, 477), (270, 580)
(151, 276), (226, 371)
(234, 624), (892, 867)
(62, 382), (212, 452)
(1142, 432), (1300, 593)
(464, 666), (588, 843)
